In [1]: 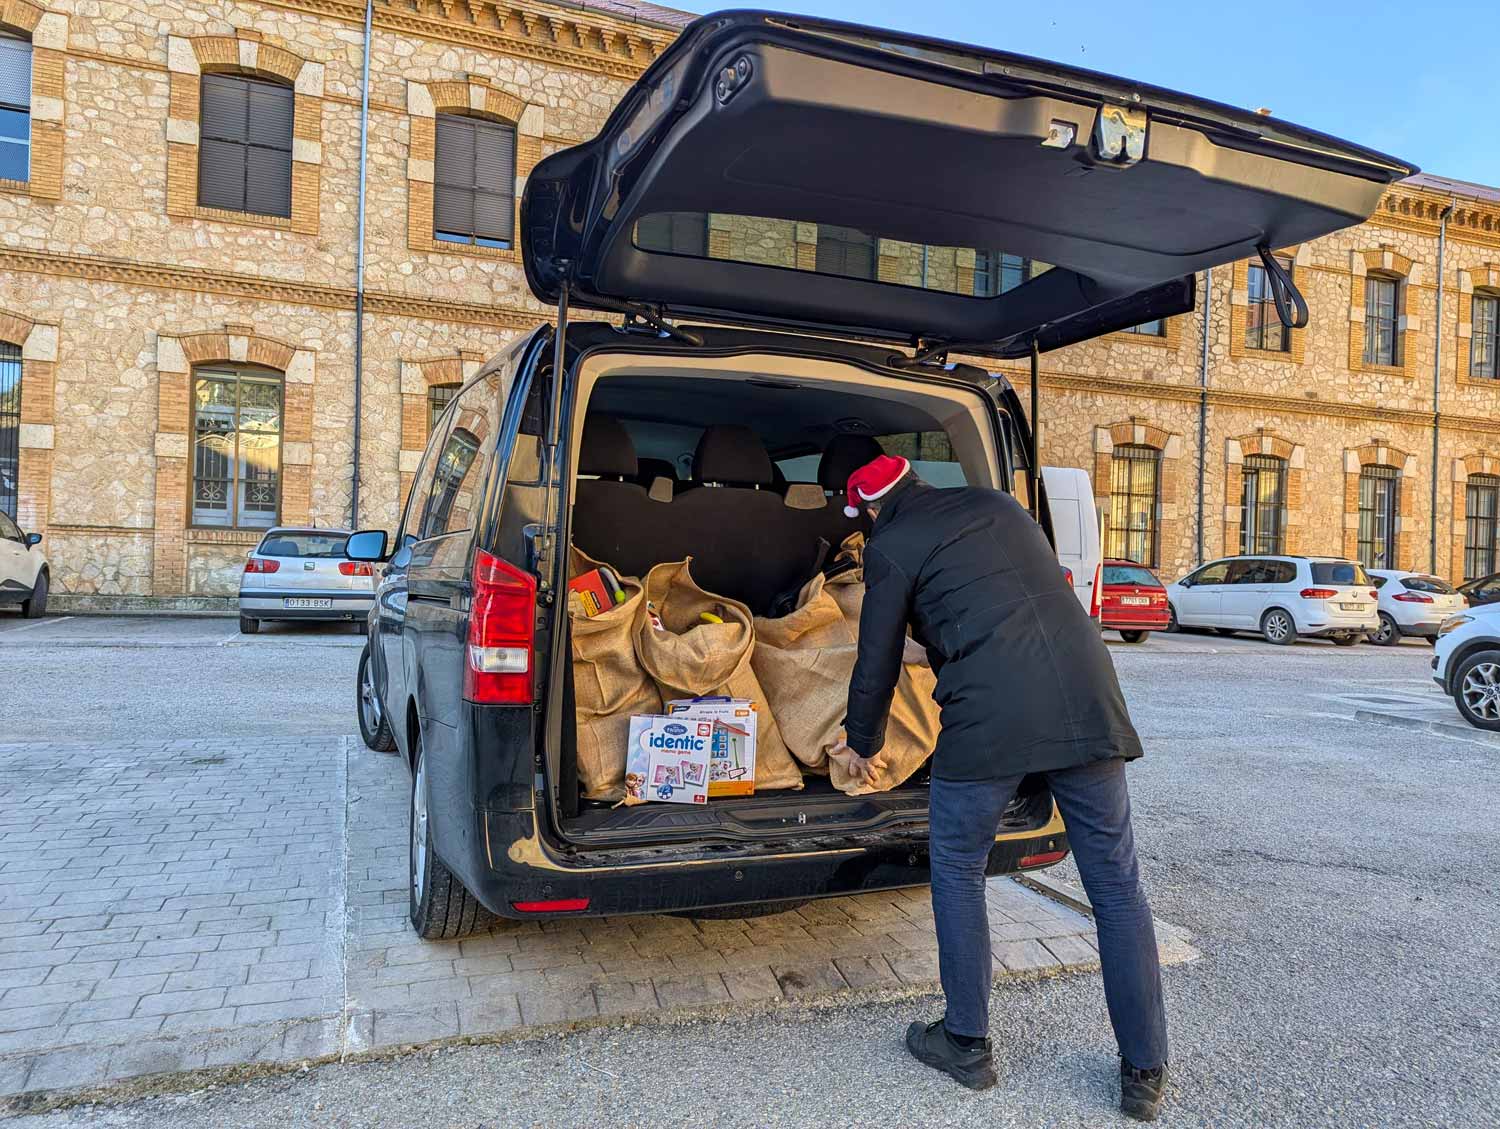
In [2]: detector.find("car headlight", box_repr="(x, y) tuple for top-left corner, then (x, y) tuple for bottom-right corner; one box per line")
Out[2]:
(1437, 615), (1474, 636)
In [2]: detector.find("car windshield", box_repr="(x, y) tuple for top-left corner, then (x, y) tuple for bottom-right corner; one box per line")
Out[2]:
(1401, 575), (1455, 594)
(1310, 561), (1370, 585)
(1104, 565), (1158, 586)
(257, 532), (349, 558)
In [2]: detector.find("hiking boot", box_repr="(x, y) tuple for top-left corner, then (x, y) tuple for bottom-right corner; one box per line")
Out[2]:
(904, 1019), (997, 1091)
(1119, 1058), (1168, 1122)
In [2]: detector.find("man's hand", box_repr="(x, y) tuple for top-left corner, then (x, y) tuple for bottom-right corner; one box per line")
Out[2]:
(829, 739), (876, 786)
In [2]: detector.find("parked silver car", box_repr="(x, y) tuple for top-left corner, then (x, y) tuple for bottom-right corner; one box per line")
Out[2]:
(237, 527), (376, 634)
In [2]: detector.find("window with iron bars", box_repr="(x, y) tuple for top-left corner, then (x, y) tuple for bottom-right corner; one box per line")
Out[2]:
(1357, 464), (1399, 569)
(1466, 474), (1498, 580)
(191, 368), (282, 529)
(0, 341), (19, 521)
(1472, 295), (1498, 380)
(1240, 454), (1287, 555)
(1106, 444), (1160, 566)
(1247, 257), (1293, 352)
(428, 382), (459, 435)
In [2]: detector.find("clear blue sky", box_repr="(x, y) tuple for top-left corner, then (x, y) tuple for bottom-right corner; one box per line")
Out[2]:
(671, 1), (1500, 187)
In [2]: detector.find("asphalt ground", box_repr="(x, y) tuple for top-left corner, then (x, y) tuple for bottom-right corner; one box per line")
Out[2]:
(3, 618), (1495, 1127)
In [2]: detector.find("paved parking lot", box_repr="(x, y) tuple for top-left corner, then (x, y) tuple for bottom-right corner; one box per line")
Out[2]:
(3, 616), (1496, 1127)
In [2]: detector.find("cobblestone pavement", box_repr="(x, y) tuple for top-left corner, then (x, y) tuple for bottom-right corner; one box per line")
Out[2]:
(0, 725), (1195, 1105)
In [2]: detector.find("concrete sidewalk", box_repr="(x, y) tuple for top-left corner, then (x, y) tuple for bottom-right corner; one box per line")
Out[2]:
(0, 737), (1195, 1109)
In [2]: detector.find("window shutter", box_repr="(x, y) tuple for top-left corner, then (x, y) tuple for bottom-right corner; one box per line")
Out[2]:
(245, 145), (292, 218)
(198, 137), (246, 212)
(246, 81), (293, 150)
(200, 75), (248, 142)
(0, 35), (30, 109)
(434, 115), (475, 237)
(472, 121), (515, 241)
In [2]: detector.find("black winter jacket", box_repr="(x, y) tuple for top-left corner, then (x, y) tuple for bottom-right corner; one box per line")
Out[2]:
(842, 478), (1143, 780)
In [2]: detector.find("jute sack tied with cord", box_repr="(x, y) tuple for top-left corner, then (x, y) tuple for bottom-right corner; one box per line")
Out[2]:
(568, 547), (660, 801)
(632, 558), (802, 793)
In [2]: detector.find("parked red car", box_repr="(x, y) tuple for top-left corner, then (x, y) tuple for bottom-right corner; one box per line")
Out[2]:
(1100, 559), (1170, 643)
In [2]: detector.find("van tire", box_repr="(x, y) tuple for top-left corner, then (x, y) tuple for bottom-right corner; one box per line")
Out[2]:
(676, 899), (810, 920)
(357, 646), (396, 752)
(1119, 630), (1148, 644)
(239, 615), (260, 634)
(1260, 608), (1296, 646)
(409, 735), (499, 940)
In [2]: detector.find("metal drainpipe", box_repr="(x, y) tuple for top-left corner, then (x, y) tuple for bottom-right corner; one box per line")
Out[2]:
(1431, 199), (1455, 574)
(1196, 266), (1212, 566)
(350, 0), (374, 528)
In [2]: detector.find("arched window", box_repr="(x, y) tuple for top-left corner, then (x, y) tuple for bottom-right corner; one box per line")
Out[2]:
(1466, 474), (1499, 579)
(1107, 444), (1160, 565)
(427, 382), (459, 434)
(0, 30), (30, 184)
(191, 366), (282, 528)
(1357, 464), (1399, 568)
(1240, 454), (1287, 555)
(1472, 294), (1498, 380)
(433, 112), (516, 248)
(0, 340), (19, 519)
(198, 73), (294, 217)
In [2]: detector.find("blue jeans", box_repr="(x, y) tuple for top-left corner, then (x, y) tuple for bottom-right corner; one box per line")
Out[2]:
(927, 758), (1168, 1070)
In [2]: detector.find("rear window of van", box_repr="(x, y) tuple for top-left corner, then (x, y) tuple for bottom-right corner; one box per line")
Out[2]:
(1310, 561), (1369, 585)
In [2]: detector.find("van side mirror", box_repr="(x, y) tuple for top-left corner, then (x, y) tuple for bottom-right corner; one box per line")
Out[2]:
(25, 532), (41, 548)
(345, 529), (390, 562)
(1179, 577), (1193, 588)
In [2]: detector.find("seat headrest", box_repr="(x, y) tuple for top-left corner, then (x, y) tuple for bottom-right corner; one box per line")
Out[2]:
(579, 413), (637, 479)
(818, 434), (885, 491)
(694, 425), (773, 486)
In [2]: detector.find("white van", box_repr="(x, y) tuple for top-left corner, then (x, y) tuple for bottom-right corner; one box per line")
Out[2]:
(1042, 466), (1102, 618)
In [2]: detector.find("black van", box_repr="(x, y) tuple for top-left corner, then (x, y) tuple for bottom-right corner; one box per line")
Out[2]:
(347, 11), (1413, 937)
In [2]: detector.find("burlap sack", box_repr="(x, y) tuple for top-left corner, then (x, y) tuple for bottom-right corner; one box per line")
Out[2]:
(752, 573), (858, 770)
(820, 534), (943, 796)
(568, 547), (660, 801)
(633, 559), (802, 792)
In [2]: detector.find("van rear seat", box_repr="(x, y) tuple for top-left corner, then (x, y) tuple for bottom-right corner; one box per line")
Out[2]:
(572, 418), (878, 615)
(572, 414), (671, 579)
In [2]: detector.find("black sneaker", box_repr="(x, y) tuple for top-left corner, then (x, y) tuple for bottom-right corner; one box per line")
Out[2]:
(1120, 1058), (1168, 1122)
(904, 1019), (998, 1091)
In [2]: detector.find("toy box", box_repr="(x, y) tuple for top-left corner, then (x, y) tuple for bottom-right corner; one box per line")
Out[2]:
(624, 715), (712, 805)
(665, 697), (759, 797)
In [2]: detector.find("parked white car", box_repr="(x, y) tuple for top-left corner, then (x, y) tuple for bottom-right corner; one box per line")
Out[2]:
(0, 509), (47, 618)
(1166, 555), (1378, 646)
(1432, 602), (1500, 729)
(1366, 570), (1466, 646)
(238, 527), (376, 634)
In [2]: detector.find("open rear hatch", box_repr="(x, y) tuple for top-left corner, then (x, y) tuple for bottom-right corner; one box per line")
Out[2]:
(522, 10), (1415, 358)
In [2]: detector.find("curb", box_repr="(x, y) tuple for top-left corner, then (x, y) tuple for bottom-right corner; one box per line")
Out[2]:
(1354, 708), (1500, 745)
(47, 595), (236, 616)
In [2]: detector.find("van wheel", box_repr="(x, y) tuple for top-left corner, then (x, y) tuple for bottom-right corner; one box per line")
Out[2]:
(1453, 650), (1500, 731)
(21, 570), (47, 618)
(409, 734), (498, 940)
(239, 615), (260, 634)
(1260, 608), (1296, 646)
(1371, 613), (1400, 647)
(675, 899), (810, 920)
(357, 646), (396, 752)
(1119, 630), (1148, 644)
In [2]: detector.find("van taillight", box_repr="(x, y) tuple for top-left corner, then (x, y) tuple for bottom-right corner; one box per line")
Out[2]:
(1088, 561), (1102, 620)
(1299, 587), (1337, 600)
(244, 558), (279, 574)
(464, 549), (536, 705)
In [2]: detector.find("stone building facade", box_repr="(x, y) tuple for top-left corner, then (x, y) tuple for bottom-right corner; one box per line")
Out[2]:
(0, 0), (1497, 601)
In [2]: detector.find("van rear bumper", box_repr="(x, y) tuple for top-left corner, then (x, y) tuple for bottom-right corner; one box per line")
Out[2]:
(470, 807), (1068, 920)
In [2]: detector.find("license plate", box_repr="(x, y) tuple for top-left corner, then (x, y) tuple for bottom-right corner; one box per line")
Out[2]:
(1120, 596), (1150, 606)
(283, 597), (332, 610)
(1339, 602), (1365, 611)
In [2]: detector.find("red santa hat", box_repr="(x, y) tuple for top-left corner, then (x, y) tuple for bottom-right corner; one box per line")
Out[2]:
(844, 454), (910, 518)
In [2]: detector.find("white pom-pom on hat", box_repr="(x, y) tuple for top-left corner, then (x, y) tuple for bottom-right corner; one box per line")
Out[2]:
(843, 504), (860, 517)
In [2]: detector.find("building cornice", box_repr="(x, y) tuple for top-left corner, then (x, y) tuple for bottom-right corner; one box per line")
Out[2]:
(1370, 183), (1500, 250)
